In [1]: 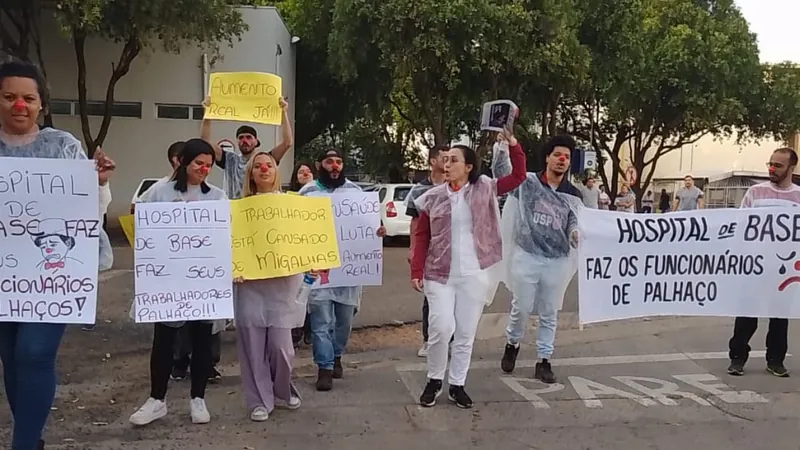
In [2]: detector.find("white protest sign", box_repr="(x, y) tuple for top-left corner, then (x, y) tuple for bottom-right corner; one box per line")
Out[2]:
(0, 157), (99, 324)
(133, 200), (234, 323)
(312, 191), (382, 288)
(578, 207), (800, 324)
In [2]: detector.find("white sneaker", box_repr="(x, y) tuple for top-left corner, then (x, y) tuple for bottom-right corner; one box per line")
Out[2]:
(250, 406), (269, 422)
(286, 395), (302, 410)
(417, 342), (429, 357)
(129, 398), (167, 426)
(190, 398), (211, 424)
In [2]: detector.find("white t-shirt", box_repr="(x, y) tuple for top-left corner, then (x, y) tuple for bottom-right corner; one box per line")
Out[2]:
(741, 182), (800, 208)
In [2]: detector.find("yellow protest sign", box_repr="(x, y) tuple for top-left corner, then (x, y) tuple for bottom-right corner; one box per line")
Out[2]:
(231, 194), (340, 279)
(206, 72), (283, 126)
(119, 214), (135, 246)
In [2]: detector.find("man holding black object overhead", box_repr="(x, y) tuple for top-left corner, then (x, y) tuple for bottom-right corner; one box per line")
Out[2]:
(727, 147), (800, 378)
(406, 145), (449, 357)
(497, 134), (583, 384)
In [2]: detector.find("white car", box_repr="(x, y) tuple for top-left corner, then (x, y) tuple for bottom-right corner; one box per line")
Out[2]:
(129, 178), (163, 213)
(374, 183), (413, 237)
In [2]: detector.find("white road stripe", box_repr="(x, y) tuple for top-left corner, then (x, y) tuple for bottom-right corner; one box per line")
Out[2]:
(395, 351), (783, 372)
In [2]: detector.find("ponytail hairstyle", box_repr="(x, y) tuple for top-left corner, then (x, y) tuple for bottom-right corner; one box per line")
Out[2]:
(171, 138), (215, 194)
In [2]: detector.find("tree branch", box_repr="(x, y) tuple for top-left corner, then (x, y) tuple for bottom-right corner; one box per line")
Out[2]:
(94, 36), (142, 149)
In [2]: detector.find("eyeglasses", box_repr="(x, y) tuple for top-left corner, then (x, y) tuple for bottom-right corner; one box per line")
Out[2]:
(766, 162), (785, 169)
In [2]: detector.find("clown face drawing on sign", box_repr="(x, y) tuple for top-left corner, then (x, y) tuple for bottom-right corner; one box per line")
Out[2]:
(33, 218), (83, 274)
(777, 250), (800, 292)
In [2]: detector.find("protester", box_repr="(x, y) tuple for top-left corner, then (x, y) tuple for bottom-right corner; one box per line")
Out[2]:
(598, 185), (611, 210)
(289, 161), (315, 193)
(497, 135), (582, 384)
(405, 144), (448, 357)
(640, 189), (653, 213)
(410, 126), (526, 409)
(201, 96), (293, 199)
(200, 97), (294, 378)
(299, 149), (386, 391)
(288, 160), (316, 348)
(658, 189), (670, 213)
(0, 59), (115, 450)
(673, 175), (704, 211)
(579, 176), (600, 209)
(614, 184), (636, 213)
(727, 147), (800, 378)
(233, 150), (305, 421)
(129, 139), (226, 426)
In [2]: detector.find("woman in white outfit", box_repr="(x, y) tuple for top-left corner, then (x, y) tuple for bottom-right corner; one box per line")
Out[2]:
(409, 128), (526, 408)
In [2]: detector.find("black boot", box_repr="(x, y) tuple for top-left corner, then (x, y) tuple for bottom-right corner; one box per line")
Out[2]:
(501, 343), (520, 373)
(316, 368), (334, 391)
(535, 359), (556, 384)
(333, 357), (344, 379)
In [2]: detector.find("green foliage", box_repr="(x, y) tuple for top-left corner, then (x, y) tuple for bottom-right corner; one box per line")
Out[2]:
(568, 0), (769, 205)
(50, 0), (248, 154)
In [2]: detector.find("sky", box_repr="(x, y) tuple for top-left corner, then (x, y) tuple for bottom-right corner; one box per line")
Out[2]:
(736, 0), (799, 63)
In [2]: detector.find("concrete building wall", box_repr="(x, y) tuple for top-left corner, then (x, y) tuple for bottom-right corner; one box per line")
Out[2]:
(30, 6), (296, 221)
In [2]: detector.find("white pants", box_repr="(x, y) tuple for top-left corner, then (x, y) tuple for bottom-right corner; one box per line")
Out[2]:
(424, 271), (489, 386)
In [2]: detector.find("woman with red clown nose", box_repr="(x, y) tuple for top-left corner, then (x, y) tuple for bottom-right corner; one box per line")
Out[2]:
(410, 123), (527, 409)
(129, 139), (227, 427)
(0, 60), (115, 450)
(230, 149), (305, 422)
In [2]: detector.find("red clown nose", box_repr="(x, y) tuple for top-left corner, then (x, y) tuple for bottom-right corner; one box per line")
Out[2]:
(199, 166), (209, 174)
(12, 99), (26, 112)
(331, 164), (341, 171)
(259, 165), (269, 173)
(558, 156), (566, 162)
(769, 167), (776, 174)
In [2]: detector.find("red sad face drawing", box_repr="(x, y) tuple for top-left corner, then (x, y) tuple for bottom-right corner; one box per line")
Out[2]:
(777, 251), (800, 291)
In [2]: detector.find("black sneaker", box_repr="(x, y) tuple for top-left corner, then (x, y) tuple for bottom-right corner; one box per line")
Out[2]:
(333, 357), (344, 379)
(767, 362), (790, 378)
(208, 367), (222, 382)
(535, 359), (556, 384)
(501, 343), (520, 373)
(727, 359), (745, 376)
(419, 379), (442, 407)
(448, 385), (473, 409)
(171, 366), (188, 381)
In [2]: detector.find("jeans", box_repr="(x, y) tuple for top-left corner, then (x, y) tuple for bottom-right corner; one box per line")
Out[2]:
(0, 323), (66, 450)
(505, 252), (571, 359)
(728, 317), (789, 364)
(151, 323), (213, 400)
(309, 300), (355, 370)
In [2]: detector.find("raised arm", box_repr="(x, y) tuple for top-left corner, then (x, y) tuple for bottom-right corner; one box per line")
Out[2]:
(492, 142), (512, 178)
(270, 98), (294, 164)
(494, 137), (526, 196)
(200, 97), (224, 164)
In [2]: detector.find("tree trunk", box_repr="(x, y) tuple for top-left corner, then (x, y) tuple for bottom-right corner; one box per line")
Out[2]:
(73, 31), (141, 157)
(73, 31), (95, 156)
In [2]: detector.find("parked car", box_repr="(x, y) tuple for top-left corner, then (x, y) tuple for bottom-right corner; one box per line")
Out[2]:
(374, 183), (413, 237)
(129, 178), (162, 213)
